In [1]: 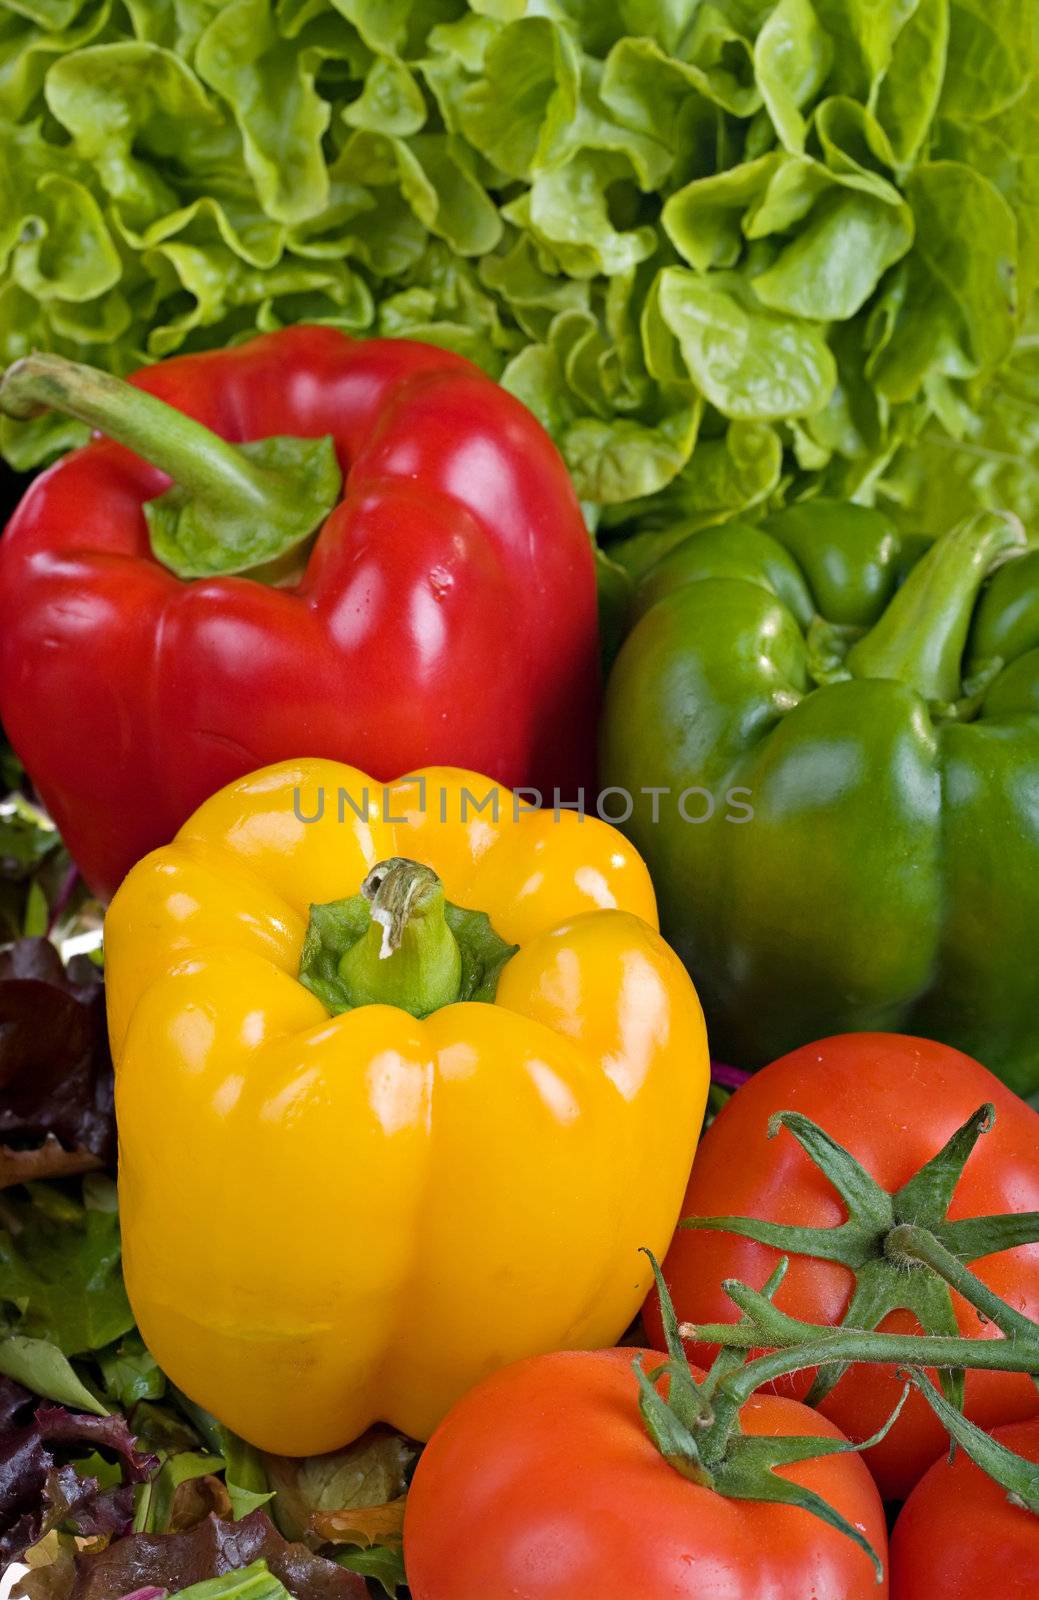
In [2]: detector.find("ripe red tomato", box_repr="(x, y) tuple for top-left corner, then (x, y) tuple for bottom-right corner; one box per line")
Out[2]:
(890, 1419), (1039, 1598)
(403, 1347), (889, 1600)
(647, 1034), (1039, 1499)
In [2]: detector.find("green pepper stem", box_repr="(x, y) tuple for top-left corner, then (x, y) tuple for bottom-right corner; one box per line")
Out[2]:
(0, 353), (341, 581)
(846, 511), (1029, 704)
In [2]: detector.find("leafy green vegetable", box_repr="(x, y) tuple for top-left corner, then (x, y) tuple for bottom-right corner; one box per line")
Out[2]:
(176, 1401), (275, 1523)
(97, 1334), (165, 1409)
(655, 267), (838, 421)
(0, 725), (23, 792)
(0, 1379), (155, 1566)
(221, 1434), (274, 1524)
(0, 938), (114, 1190)
(0, 1178), (133, 1354)
(175, 1562), (294, 1600)
(0, 741), (102, 953)
(264, 1430), (415, 1545)
(886, 305), (1039, 532)
(0, 794), (59, 876)
(47, 1508), (370, 1599)
(335, 1543), (408, 1596)
(0, 0), (1033, 532)
(0, 1334), (107, 1416)
(134, 1449), (225, 1536)
(264, 1432), (414, 1598)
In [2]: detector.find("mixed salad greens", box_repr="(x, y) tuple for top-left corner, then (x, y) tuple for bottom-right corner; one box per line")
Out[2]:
(1, 0), (1037, 535)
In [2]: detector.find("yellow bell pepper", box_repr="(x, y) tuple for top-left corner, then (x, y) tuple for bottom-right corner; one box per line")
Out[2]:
(105, 759), (709, 1454)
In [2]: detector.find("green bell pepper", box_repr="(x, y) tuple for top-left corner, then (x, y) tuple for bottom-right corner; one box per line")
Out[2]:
(601, 502), (1039, 1095)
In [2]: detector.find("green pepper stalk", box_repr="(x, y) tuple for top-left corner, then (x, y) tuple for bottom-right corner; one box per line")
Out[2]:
(846, 510), (1029, 708)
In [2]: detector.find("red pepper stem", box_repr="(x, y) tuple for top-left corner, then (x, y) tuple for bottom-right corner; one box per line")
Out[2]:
(0, 353), (291, 517)
(846, 511), (1029, 704)
(0, 353), (342, 582)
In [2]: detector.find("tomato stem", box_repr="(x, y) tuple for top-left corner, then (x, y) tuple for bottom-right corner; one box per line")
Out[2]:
(700, 1292), (1039, 1411)
(884, 1221), (1039, 1354)
(638, 1252), (1039, 1573)
(638, 1099), (1039, 1552)
(905, 1370), (1039, 1513)
(636, 1254), (907, 1581)
(679, 1103), (1039, 1410)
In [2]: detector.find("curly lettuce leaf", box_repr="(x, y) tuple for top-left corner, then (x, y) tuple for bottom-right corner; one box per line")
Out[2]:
(0, 0), (1034, 535)
(0, 1380), (153, 1564)
(885, 309), (1039, 533)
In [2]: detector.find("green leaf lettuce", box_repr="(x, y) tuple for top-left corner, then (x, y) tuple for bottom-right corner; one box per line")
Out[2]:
(0, 0), (1034, 530)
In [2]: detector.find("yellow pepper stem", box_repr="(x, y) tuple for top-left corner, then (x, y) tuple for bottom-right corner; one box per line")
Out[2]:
(337, 858), (463, 1015)
(298, 858), (517, 1020)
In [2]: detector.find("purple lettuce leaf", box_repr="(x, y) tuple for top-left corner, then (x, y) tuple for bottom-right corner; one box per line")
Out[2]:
(69, 1511), (368, 1600)
(0, 1397), (157, 1561)
(0, 939), (114, 1185)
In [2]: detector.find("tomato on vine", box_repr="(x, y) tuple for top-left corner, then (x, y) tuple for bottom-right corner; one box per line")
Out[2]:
(648, 1034), (1039, 1498)
(404, 1347), (891, 1600)
(891, 1417), (1039, 1599)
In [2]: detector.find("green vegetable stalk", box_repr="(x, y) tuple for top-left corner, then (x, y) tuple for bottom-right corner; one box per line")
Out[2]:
(0, 0), (1035, 535)
(171, 1564), (293, 1600)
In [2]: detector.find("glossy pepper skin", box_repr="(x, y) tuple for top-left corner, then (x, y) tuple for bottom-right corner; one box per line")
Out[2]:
(104, 758), (710, 1456)
(0, 327), (598, 900)
(602, 503), (1039, 1094)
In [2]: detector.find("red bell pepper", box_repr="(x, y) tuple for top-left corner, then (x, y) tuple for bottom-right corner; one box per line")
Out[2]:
(0, 328), (598, 898)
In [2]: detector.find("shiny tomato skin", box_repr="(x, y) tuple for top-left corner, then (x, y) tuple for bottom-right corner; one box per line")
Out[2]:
(403, 1347), (888, 1600)
(890, 1419), (1039, 1599)
(647, 1034), (1039, 1500)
